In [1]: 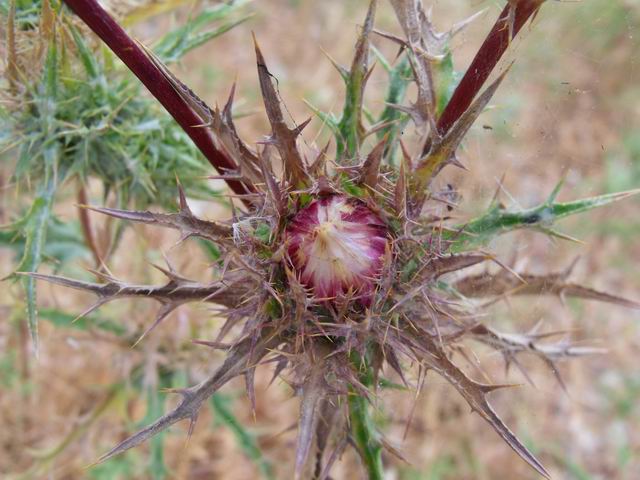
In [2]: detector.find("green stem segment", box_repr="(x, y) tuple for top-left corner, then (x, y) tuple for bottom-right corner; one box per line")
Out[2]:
(348, 351), (384, 480)
(348, 392), (384, 480)
(434, 0), (544, 138)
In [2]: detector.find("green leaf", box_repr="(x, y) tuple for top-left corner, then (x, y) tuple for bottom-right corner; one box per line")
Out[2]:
(43, 37), (58, 99)
(69, 25), (99, 78)
(375, 52), (412, 164)
(39, 307), (127, 336)
(340, 175), (366, 198)
(303, 99), (340, 136)
(89, 452), (136, 480)
(254, 222), (272, 244)
(446, 189), (640, 251)
(142, 373), (173, 480)
(198, 238), (222, 261)
(335, 1), (375, 162)
(211, 393), (275, 480)
(14, 174), (57, 353)
(153, 2), (252, 64)
(14, 138), (38, 179)
(434, 51), (459, 117)
(0, 215), (89, 266)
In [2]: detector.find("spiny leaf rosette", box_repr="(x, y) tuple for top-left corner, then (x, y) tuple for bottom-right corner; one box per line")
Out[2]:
(32, 0), (640, 478)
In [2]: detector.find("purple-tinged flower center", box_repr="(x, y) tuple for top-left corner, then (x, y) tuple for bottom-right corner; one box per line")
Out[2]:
(285, 195), (389, 305)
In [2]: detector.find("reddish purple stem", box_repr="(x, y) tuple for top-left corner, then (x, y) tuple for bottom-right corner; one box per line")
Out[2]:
(63, 0), (252, 200)
(436, 1), (543, 138)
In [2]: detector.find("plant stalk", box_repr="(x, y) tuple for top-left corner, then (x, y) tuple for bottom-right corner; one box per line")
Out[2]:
(62, 0), (253, 201)
(349, 393), (384, 480)
(348, 351), (384, 480)
(426, 0), (544, 154)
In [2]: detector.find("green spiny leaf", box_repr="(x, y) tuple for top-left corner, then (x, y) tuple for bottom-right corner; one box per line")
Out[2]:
(39, 307), (126, 336)
(336, 0), (376, 162)
(43, 36), (58, 99)
(14, 174), (56, 353)
(303, 99), (340, 136)
(375, 52), (412, 164)
(434, 51), (459, 117)
(142, 373), (173, 480)
(69, 25), (99, 78)
(446, 189), (640, 251)
(545, 189), (640, 220)
(153, 2), (252, 64)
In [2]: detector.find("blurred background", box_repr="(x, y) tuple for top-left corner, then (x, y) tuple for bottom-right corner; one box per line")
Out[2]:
(1, 0), (639, 478)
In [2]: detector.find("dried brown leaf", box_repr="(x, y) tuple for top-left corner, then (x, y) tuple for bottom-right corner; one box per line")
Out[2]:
(82, 202), (232, 245)
(253, 35), (310, 187)
(358, 136), (386, 189)
(415, 68), (510, 186)
(24, 270), (249, 310)
(417, 337), (551, 479)
(456, 271), (640, 309)
(295, 350), (329, 480)
(93, 329), (282, 465)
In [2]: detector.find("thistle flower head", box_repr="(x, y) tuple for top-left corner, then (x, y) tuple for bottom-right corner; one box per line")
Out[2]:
(285, 195), (389, 304)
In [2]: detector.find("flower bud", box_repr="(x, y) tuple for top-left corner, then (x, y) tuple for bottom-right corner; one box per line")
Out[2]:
(285, 195), (389, 305)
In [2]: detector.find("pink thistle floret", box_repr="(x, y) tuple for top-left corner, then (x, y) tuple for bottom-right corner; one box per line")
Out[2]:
(285, 195), (389, 304)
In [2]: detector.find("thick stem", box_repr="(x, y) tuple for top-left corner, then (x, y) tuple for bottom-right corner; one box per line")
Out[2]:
(348, 393), (384, 480)
(62, 0), (252, 201)
(432, 1), (543, 144)
(348, 352), (384, 480)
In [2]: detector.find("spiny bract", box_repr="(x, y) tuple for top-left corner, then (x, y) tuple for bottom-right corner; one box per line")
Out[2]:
(30, 1), (640, 478)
